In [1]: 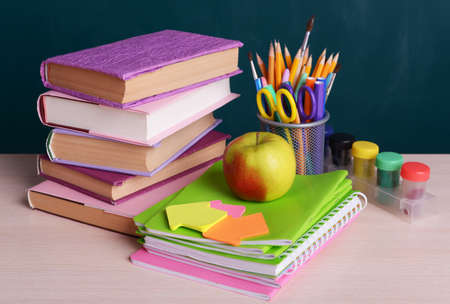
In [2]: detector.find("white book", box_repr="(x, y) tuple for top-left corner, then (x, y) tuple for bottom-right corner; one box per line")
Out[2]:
(37, 78), (238, 146)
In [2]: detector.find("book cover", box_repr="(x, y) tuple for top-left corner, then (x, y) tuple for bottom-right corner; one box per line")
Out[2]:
(40, 30), (243, 108)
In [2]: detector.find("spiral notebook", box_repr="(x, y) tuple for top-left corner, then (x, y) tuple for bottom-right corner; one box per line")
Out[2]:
(141, 192), (367, 276)
(131, 192), (367, 300)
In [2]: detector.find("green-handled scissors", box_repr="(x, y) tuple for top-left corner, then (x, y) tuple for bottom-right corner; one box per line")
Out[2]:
(256, 85), (298, 123)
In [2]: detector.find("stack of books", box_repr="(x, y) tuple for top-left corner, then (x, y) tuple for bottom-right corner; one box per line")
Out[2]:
(130, 162), (367, 300)
(28, 30), (243, 235)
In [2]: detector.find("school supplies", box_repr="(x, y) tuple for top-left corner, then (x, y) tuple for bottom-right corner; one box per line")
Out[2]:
(255, 52), (267, 78)
(256, 85), (297, 123)
(268, 43), (275, 87)
(28, 161), (215, 236)
(38, 79), (238, 146)
(401, 162), (430, 200)
(352, 141), (379, 178)
(295, 85), (318, 122)
(312, 54), (325, 78)
(326, 63), (341, 101)
(41, 30), (243, 108)
(311, 49), (326, 78)
(131, 161), (367, 299)
(131, 191), (363, 301)
(203, 213), (269, 246)
(166, 202), (228, 232)
(330, 52), (340, 74)
(38, 131), (229, 204)
(375, 152), (404, 188)
(288, 47), (302, 85)
(300, 16), (315, 58)
(284, 45), (292, 68)
(320, 54), (334, 78)
(329, 133), (355, 167)
(247, 52), (262, 91)
(46, 114), (219, 176)
(275, 42), (283, 90)
(136, 161), (353, 249)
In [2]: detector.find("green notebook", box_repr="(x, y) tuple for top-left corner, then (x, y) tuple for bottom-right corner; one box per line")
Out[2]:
(141, 190), (364, 277)
(135, 161), (352, 251)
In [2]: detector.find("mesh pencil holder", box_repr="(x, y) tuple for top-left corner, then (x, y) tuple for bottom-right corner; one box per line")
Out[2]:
(257, 112), (330, 175)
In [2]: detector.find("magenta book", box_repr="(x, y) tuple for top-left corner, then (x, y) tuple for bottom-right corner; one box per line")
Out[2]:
(40, 30), (243, 108)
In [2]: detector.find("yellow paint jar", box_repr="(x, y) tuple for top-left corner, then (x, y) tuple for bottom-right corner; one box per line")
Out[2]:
(352, 141), (379, 179)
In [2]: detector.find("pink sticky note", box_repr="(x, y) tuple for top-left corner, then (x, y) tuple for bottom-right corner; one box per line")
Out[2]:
(210, 200), (245, 218)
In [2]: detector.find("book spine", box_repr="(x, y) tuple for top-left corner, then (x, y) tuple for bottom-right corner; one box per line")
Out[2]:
(45, 130), (56, 161)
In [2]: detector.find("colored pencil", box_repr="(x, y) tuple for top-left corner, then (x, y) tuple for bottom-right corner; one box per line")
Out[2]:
(275, 42), (283, 90)
(330, 52), (339, 74)
(268, 43), (275, 87)
(305, 55), (312, 76)
(320, 54), (334, 78)
(282, 68), (290, 83)
(311, 49), (326, 78)
(261, 76), (267, 87)
(326, 63), (341, 101)
(288, 47), (302, 85)
(284, 45), (292, 69)
(255, 52), (267, 79)
(312, 55), (325, 78)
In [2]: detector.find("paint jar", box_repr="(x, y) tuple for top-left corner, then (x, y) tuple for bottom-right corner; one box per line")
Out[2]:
(352, 141), (379, 179)
(375, 152), (404, 188)
(401, 162), (430, 200)
(329, 133), (355, 167)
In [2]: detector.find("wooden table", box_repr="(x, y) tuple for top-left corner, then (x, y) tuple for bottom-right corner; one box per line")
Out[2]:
(1, 154), (449, 303)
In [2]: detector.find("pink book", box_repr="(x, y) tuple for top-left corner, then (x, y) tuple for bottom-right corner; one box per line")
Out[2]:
(40, 29), (243, 109)
(27, 160), (216, 236)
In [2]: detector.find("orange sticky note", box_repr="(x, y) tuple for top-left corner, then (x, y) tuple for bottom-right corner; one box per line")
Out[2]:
(203, 213), (269, 246)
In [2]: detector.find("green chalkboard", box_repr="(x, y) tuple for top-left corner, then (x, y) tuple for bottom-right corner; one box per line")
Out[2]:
(1, 0), (449, 153)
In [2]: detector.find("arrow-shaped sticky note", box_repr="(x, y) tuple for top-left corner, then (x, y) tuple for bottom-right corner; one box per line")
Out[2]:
(210, 200), (246, 218)
(203, 213), (269, 246)
(165, 202), (228, 232)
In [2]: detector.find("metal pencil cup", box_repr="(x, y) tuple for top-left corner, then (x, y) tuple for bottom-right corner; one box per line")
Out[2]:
(257, 112), (330, 175)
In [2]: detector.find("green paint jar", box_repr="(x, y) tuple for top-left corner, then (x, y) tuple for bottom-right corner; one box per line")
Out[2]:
(375, 152), (404, 188)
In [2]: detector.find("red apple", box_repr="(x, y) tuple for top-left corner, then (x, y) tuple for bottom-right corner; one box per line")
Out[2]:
(223, 132), (296, 202)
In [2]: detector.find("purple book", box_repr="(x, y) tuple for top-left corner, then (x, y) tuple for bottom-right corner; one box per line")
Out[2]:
(40, 30), (243, 109)
(39, 130), (230, 204)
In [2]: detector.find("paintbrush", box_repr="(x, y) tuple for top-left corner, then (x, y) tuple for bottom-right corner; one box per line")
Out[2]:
(248, 52), (262, 91)
(300, 15), (315, 57)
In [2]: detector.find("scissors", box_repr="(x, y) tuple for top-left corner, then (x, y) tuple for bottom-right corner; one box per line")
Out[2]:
(256, 84), (298, 123)
(295, 85), (318, 122)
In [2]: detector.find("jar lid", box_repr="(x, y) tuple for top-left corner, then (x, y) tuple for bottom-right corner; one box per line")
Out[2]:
(375, 152), (404, 171)
(401, 162), (430, 182)
(352, 141), (379, 159)
(329, 133), (355, 150)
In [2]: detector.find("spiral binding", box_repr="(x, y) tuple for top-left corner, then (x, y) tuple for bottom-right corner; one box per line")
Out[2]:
(283, 192), (367, 274)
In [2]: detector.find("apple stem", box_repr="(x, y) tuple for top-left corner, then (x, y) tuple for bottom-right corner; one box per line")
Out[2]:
(256, 132), (260, 145)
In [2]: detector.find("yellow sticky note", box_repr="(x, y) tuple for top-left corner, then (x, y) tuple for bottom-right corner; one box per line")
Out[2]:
(165, 202), (228, 232)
